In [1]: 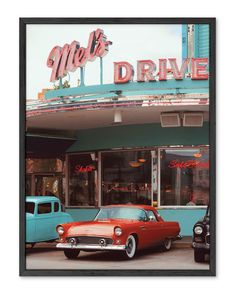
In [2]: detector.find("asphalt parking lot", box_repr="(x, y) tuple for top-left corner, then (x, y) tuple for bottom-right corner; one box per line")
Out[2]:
(26, 240), (210, 270)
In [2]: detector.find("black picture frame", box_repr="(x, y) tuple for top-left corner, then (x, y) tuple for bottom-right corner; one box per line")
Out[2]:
(20, 17), (216, 276)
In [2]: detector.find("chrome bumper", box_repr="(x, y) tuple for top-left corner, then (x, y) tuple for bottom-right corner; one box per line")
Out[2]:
(192, 242), (210, 250)
(56, 243), (126, 251)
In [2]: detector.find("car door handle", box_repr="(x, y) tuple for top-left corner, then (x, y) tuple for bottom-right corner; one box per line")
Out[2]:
(140, 226), (146, 230)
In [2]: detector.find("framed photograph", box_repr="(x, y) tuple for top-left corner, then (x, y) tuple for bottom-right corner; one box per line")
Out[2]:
(20, 18), (216, 276)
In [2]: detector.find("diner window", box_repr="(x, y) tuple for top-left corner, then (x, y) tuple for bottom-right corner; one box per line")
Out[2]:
(26, 175), (32, 196)
(101, 150), (151, 205)
(160, 148), (209, 206)
(35, 175), (65, 204)
(68, 153), (97, 206)
(26, 158), (64, 173)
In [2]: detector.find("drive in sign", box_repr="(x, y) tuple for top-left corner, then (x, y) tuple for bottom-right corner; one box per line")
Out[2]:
(46, 28), (208, 85)
(114, 58), (209, 84)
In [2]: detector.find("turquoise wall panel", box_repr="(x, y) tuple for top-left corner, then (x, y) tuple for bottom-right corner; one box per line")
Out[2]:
(182, 24), (188, 59)
(67, 122), (209, 152)
(159, 209), (206, 236)
(194, 24), (209, 59)
(66, 208), (99, 221)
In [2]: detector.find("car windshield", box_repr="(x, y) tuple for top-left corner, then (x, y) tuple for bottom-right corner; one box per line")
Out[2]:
(95, 207), (147, 221)
(26, 202), (35, 214)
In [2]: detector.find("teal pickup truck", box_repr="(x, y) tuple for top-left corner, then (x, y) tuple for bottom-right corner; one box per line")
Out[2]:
(26, 196), (73, 247)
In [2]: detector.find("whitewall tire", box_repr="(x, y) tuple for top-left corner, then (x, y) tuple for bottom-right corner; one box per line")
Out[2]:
(163, 238), (172, 251)
(121, 235), (137, 259)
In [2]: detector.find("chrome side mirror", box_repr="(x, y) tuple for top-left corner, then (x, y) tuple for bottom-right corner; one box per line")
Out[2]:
(149, 215), (155, 222)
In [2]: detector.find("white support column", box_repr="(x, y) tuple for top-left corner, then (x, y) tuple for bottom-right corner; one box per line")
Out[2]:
(98, 151), (102, 207)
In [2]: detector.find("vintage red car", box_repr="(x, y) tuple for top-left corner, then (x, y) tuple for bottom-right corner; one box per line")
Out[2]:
(56, 205), (181, 259)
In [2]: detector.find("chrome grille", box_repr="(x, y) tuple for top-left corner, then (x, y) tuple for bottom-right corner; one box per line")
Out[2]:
(205, 233), (210, 245)
(194, 236), (203, 243)
(67, 236), (113, 245)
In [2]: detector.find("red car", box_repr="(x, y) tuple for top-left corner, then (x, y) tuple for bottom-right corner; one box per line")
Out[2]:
(56, 205), (181, 259)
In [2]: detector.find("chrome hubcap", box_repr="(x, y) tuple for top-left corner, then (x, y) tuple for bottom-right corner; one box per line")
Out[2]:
(125, 236), (136, 258)
(127, 240), (133, 254)
(164, 239), (171, 249)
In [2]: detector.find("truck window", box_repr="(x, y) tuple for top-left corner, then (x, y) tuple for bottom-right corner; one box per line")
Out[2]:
(38, 203), (52, 214)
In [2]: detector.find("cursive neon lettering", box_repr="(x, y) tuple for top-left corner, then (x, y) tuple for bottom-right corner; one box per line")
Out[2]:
(168, 160), (209, 169)
(74, 164), (95, 173)
(47, 29), (112, 82)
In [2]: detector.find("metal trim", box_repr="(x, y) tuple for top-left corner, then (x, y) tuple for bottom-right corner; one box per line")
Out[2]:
(192, 242), (210, 250)
(56, 243), (126, 251)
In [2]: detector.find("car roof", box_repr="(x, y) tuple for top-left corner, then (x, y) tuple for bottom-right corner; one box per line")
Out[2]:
(101, 204), (156, 211)
(26, 196), (60, 203)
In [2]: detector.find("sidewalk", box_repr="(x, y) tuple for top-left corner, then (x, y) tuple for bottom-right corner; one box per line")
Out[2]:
(173, 236), (192, 248)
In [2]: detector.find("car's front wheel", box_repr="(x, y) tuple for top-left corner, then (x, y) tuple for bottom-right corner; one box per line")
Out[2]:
(63, 249), (80, 259)
(120, 235), (137, 259)
(194, 249), (205, 262)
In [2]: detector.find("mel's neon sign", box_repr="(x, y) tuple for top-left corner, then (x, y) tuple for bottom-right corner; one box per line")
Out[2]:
(47, 29), (209, 84)
(47, 29), (112, 82)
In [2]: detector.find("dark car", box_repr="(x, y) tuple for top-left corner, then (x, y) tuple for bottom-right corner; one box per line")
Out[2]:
(192, 206), (210, 262)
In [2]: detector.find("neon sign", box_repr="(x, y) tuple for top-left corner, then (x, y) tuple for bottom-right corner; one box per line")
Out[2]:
(74, 164), (95, 173)
(47, 29), (112, 82)
(168, 160), (209, 169)
(114, 58), (208, 84)
(47, 29), (208, 86)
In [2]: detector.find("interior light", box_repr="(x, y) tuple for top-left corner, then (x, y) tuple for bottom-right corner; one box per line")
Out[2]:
(193, 153), (202, 158)
(138, 158), (146, 163)
(129, 161), (143, 168)
(114, 110), (122, 124)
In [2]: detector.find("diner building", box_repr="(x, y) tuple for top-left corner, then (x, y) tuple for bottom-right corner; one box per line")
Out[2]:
(26, 24), (210, 236)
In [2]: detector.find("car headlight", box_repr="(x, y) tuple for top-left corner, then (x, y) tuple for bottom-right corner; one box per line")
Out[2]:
(114, 227), (122, 236)
(194, 226), (203, 235)
(57, 225), (64, 236)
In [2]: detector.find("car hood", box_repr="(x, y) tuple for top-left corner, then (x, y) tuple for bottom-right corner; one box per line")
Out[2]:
(67, 219), (138, 236)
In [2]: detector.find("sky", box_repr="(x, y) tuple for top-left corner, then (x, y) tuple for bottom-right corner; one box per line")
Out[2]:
(26, 24), (182, 99)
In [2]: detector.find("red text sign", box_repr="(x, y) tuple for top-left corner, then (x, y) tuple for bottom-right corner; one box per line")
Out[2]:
(47, 29), (112, 82)
(114, 58), (208, 84)
(168, 160), (209, 169)
(74, 164), (95, 173)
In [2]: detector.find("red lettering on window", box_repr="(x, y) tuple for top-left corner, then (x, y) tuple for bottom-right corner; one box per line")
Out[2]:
(168, 160), (209, 169)
(74, 165), (95, 173)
